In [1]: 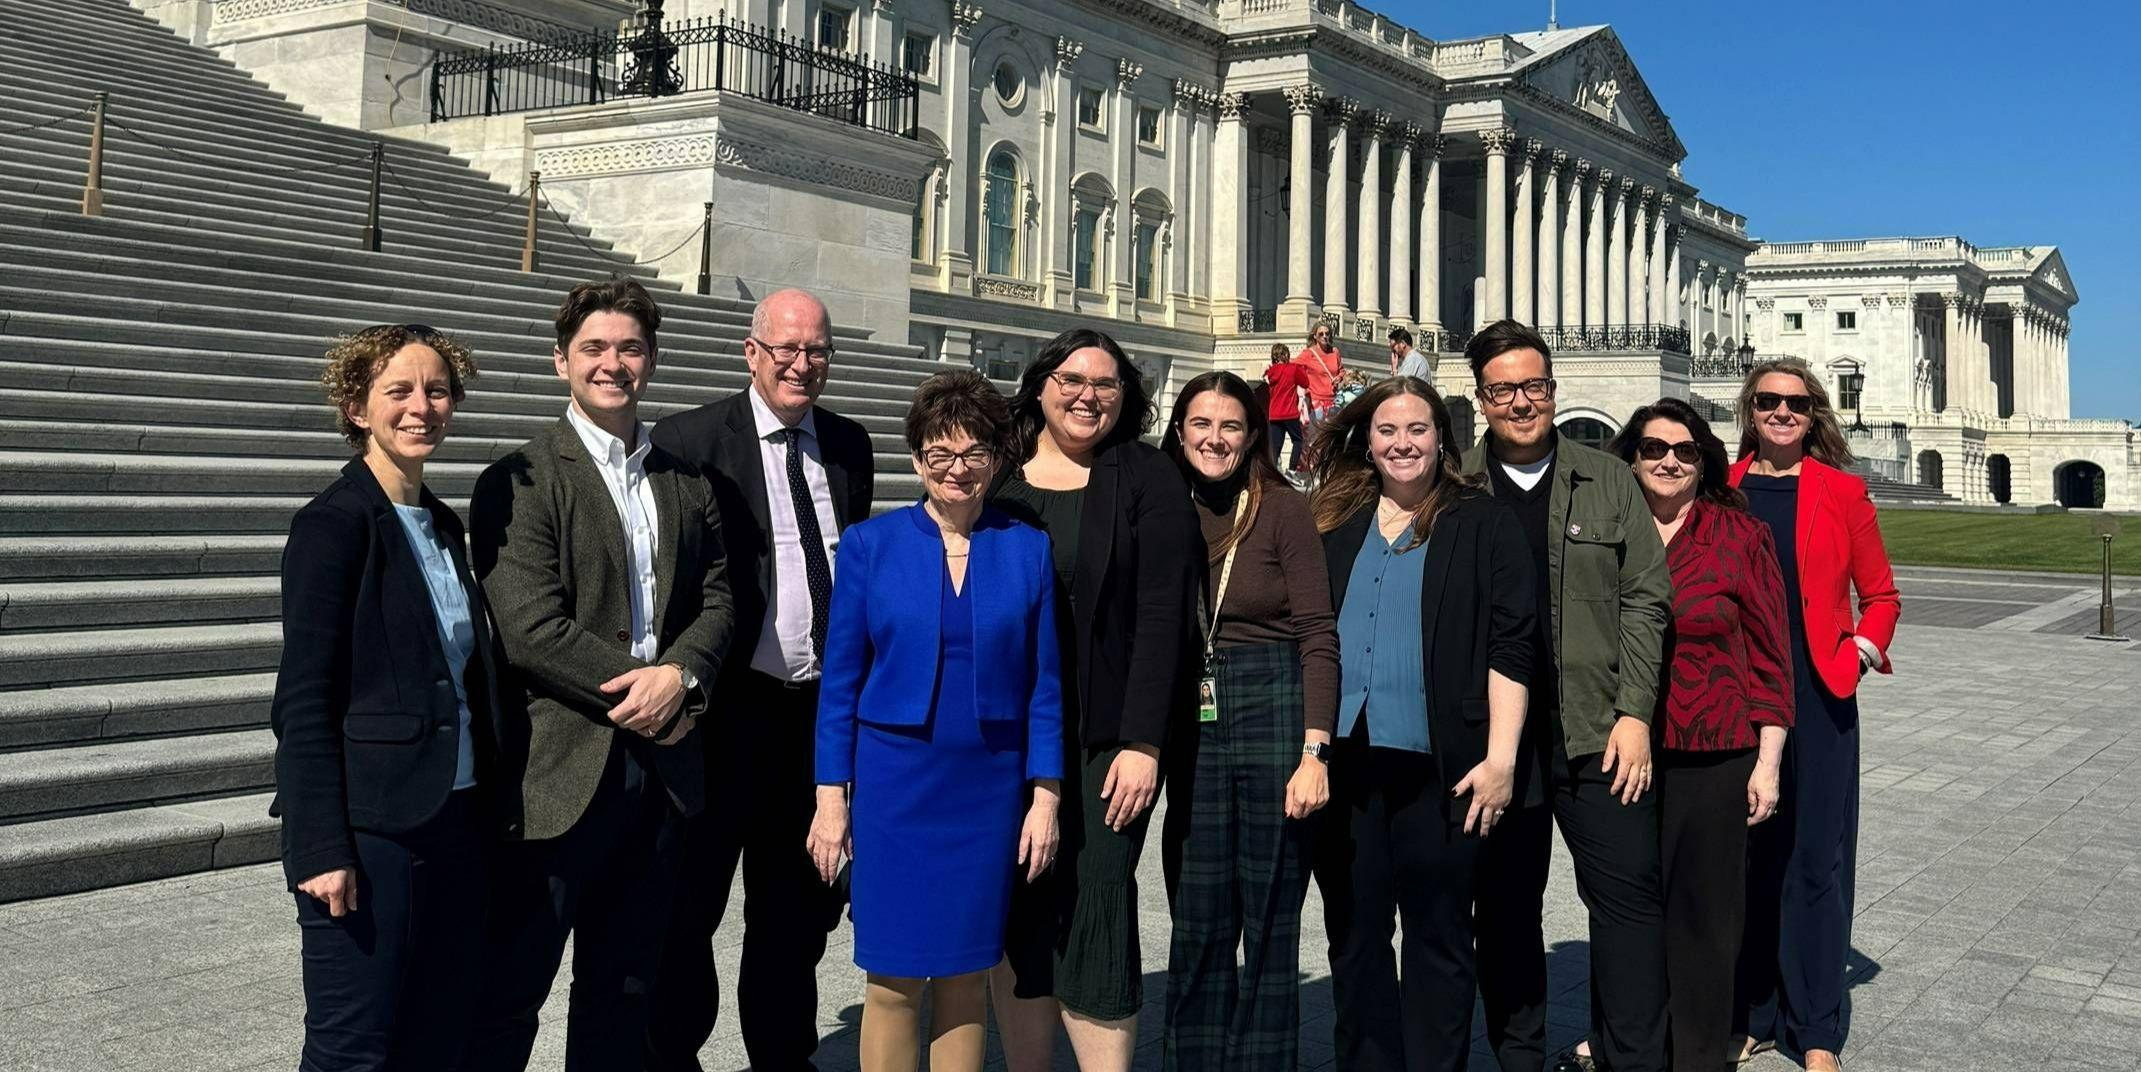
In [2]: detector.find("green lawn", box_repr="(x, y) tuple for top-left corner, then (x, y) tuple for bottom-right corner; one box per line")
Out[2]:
(1877, 508), (2141, 576)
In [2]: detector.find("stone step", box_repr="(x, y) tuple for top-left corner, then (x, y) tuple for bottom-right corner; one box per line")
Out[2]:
(0, 535), (287, 580)
(0, 671), (274, 750)
(0, 621), (282, 689)
(0, 791), (278, 903)
(0, 493), (315, 535)
(0, 576), (282, 633)
(0, 450), (488, 497)
(0, 728), (274, 822)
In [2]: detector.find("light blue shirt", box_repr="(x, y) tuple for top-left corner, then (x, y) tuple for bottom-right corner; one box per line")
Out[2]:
(390, 502), (478, 789)
(1336, 524), (1432, 753)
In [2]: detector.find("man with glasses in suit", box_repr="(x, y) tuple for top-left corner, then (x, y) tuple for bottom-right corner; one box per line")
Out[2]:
(647, 288), (877, 1072)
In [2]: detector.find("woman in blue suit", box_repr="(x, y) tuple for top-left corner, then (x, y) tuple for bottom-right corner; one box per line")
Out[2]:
(809, 370), (1065, 1072)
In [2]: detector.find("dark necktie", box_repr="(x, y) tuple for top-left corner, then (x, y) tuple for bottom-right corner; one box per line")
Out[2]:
(776, 427), (832, 662)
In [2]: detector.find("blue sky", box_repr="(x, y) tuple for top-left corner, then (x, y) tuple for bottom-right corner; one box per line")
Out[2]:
(1387, 0), (2138, 420)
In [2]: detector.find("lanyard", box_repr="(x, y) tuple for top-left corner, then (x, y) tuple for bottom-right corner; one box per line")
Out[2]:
(1201, 493), (1245, 669)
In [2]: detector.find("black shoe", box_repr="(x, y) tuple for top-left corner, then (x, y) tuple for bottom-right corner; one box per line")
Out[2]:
(1550, 1053), (1596, 1072)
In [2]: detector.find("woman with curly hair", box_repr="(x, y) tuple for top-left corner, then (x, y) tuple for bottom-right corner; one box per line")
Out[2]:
(273, 323), (507, 1070)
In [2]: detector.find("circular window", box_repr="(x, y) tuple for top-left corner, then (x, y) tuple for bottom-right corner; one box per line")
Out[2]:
(992, 62), (1024, 106)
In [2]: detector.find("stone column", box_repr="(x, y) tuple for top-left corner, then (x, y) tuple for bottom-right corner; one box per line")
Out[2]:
(1607, 176), (1630, 331)
(1482, 127), (1517, 322)
(1940, 292), (1962, 414)
(1585, 166), (1609, 330)
(1044, 37), (1083, 306)
(1564, 159), (1588, 330)
(1417, 134), (1444, 337)
(1511, 139), (1539, 325)
(1321, 97), (1358, 317)
(1282, 84), (1321, 319)
(1211, 92), (1249, 332)
(1387, 124), (1416, 326)
(1110, 59), (1143, 315)
(1356, 111), (1387, 320)
(2052, 320), (2070, 418)
(1628, 186), (1652, 329)
(867, 0), (896, 71)
(940, 2), (984, 291)
(1537, 149), (1563, 331)
(1664, 225), (1681, 330)
(1649, 194), (1670, 328)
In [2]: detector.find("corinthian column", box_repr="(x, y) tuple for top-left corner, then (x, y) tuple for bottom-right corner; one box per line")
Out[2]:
(1211, 92), (1249, 328)
(1649, 194), (1670, 327)
(1628, 186), (1652, 329)
(1356, 111), (1387, 320)
(1565, 159), (1588, 329)
(1043, 36), (1084, 305)
(1585, 167), (1609, 329)
(1607, 176), (1630, 331)
(1321, 97), (1358, 317)
(1417, 134), (1443, 335)
(1664, 223), (1681, 330)
(1537, 149), (1564, 331)
(1388, 124), (1416, 326)
(1481, 127), (1517, 323)
(1512, 139), (1539, 325)
(1281, 84), (1320, 316)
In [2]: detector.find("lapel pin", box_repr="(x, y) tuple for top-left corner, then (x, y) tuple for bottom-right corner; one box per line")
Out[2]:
(1569, 523), (1582, 536)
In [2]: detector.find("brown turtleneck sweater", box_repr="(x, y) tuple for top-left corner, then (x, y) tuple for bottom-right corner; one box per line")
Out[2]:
(1193, 477), (1341, 735)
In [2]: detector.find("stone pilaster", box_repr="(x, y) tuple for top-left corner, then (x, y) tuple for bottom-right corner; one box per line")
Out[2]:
(939, 2), (985, 292)
(1043, 36), (1083, 307)
(1110, 58), (1143, 316)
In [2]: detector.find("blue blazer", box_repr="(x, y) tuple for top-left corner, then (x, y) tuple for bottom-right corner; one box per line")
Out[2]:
(816, 504), (1065, 784)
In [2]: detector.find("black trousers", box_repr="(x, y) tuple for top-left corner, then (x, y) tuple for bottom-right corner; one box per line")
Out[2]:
(1269, 419), (1306, 471)
(295, 790), (486, 1072)
(465, 748), (684, 1072)
(1311, 730), (1479, 1072)
(1660, 748), (1757, 1072)
(648, 674), (840, 1072)
(1474, 749), (1667, 1072)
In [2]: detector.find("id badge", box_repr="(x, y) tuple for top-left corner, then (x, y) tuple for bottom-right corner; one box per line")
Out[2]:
(1197, 676), (1220, 724)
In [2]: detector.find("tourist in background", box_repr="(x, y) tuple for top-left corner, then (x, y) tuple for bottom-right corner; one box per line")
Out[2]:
(808, 370), (1063, 1072)
(990, 327), (1201, 1072)
(647, 289), (876, 1072)
(1294, 322), (1342, 428)
(1388, 327), (1431, 381)
(1156, 371), (1339, 1072)
(467, 278), (735, 1072)
(1264, 343), (1308, 472)
(1307, 376), (1534, 1072)
(1608, 398), (1794, 1072)
(1730, 359), (1901, 1072)
(1462, 320), (1674, 1072)
(272, 323), (503, 1070)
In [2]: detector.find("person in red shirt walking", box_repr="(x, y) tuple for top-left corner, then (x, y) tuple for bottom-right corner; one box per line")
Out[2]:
(1263, 343), (1307, 471)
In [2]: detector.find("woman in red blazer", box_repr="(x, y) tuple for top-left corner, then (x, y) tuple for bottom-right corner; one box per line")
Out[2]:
(1727, 359), (1900, 1072)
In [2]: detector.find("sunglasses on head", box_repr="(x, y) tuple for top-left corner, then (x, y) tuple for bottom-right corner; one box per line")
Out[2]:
(1752, 391), (1813, 415)
(1637, 438), (1702, 464)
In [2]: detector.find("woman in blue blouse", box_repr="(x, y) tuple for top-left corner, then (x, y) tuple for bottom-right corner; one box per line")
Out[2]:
(808, 370), (1065, 1072)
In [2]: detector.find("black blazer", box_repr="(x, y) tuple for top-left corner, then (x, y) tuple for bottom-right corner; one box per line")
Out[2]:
(269, 458), (510, 889)
(1323, 491), (1539, 812)
(996, 440), (1201, 751)
(650, 389), (875, 677)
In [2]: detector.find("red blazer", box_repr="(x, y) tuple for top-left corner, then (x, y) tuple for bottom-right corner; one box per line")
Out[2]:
(1728, 455), (1902, 698)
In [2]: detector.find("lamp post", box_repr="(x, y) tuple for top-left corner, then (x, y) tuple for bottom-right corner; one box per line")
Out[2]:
(620, 0), (684, 98)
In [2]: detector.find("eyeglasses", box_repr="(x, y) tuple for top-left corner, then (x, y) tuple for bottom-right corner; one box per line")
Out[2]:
(917, 446), (996, 473)
(1636, 438), (1702, 465)
(749, 337), (836, 367)
(1751, 391), (1813, 415)
(1048, 371), (1124, 400)
(1477, 378), (1557, 406)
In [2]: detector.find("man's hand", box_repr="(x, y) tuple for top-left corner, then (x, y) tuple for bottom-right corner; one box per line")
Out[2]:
(1453, 757), (1515, 835)
(1600, 714), (1654, 805)
(1284, 754), (1329, 820)
(1098, 744), (1161, 832)
(1018, 781), (1062, 883)
(806, 787), (851, 885)
(600, 664), (687, 740)
(297, 867), (358, 918)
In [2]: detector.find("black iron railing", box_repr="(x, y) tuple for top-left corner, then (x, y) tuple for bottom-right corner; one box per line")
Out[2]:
(429, 14), (920, 139)
(1438, 325), (1692, 356)
(1238, 307), (1277, 334)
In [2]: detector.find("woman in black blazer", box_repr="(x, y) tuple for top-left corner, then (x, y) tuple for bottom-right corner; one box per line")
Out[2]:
(1306, 376), (1536, 1072)
(989, 328), (1201, 1072)
(272, 324), (508, 1071)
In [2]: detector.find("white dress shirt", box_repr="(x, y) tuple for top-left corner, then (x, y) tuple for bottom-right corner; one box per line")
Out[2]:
(565, 403), (661, 663)
(747, 386), (841, 682)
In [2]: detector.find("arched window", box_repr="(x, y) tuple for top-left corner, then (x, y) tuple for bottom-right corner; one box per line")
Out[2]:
(1917, 449), (1944, 490)
(1559, 416), (1616, 453)
(1987, 455), (2012, 504)
(984, 150), (1019, 278)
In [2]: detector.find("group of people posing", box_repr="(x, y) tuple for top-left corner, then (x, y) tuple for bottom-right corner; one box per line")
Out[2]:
(272, 275), (1900, 1072)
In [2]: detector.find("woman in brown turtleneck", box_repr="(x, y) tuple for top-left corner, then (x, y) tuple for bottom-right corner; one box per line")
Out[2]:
(1157, 370), (1340, 1072)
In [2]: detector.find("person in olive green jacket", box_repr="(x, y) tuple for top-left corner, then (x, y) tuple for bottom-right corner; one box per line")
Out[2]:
(1459, 321), (1673, 1072)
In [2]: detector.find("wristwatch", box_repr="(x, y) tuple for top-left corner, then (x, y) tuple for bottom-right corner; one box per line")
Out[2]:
(668, 662), (699, 691)
(1302, 742), (1331, 763)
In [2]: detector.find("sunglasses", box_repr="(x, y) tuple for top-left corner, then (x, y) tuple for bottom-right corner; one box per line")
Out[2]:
(1751, 391), (1813, 415)
(1637, 438), (1702, 464)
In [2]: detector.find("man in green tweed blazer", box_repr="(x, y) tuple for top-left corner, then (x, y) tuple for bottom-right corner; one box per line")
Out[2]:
(465, 277), (734, 1072)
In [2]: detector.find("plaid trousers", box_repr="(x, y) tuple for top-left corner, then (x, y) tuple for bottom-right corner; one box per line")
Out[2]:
(1161, 640), (1312, 1072)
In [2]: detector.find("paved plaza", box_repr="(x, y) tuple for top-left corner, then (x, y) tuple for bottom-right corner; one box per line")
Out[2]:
(3, 568), (2139, 1072)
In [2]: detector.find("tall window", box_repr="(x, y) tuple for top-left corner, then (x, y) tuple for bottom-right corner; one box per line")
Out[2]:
(1137, 105), (1162, 146)
(816, 4), (852, 51)
(1838, 371), (1865, 411)
(1782, 311), (1804, 332)
(984, 151), (1018, 277)
(1133, 221), (1158, 300)
(901, 33), (935, 79)
(1073, 207), (1100, 290)
(1836, 310), (1857, 331)
(1078, 86), (1105, 128)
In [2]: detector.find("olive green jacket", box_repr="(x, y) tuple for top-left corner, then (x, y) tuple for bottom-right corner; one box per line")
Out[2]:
(1463, 434), (1672, 759)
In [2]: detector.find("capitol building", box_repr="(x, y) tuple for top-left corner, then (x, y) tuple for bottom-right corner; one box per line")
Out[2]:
(134, 0), (2133, 508)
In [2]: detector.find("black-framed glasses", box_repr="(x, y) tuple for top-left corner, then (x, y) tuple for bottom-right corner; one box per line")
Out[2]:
(917, 446), (997, 473)
(1637, 438), (1702, 465)
(1477, 378), (1557, 406)
(749, 336), (836, 367)
(1751, 391), (1813, 415)
(1048, 371), (1124, 400)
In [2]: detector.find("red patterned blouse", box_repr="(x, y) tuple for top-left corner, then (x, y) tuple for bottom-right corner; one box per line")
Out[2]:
(1660, 499), (1794, 751)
